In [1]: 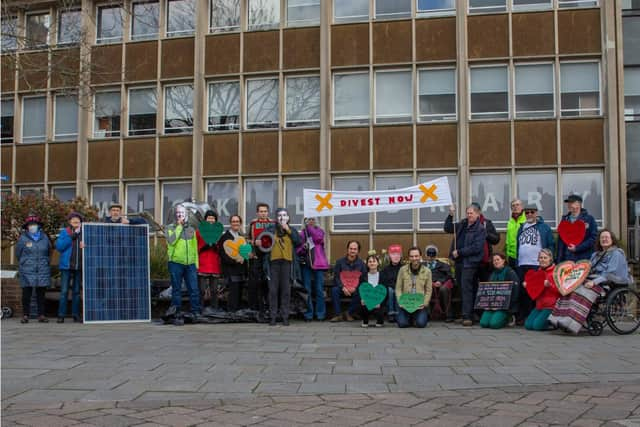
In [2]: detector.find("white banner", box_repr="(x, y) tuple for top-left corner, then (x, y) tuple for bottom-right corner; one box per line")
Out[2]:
(303, 177), (453, 218)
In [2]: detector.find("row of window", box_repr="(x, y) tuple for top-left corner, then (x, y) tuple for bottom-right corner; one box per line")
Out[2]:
(6, 170), (604, 231)
(1, 0), (600, 51)
(0, 61), (601, 142)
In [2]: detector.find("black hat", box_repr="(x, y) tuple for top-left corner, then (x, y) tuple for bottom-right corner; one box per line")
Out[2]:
(564, 194), (583, 203)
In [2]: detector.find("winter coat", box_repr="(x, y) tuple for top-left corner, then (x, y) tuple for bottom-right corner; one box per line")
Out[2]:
(56, 227), (82, 270)
(515, 217), (555, 262)
(16, 231), (51, 288)
(265, 225), (302, 285)
(333, 256), (367, 289)
(423, 259), (453, 283)
(505, 212), (526, 259)
(534, 264), (561, 310)
(102, 216), (147, 225)
(196, 230), (222, 275)
(166, 223), (199, 267)
(380, 262), (403, 288)
(444, 215), (488, 268)
(556, 208), (598, 263)
(219, 230), (248, 279)
(296, 225), (329, 270)
(395, 264), (433, 307)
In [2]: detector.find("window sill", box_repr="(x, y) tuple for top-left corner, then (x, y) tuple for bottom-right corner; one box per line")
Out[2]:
(122, 134), (155, 140)
(204, 129), (240, 135)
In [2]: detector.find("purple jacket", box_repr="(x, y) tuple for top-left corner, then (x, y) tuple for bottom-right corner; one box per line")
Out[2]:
(297, 225), (329, 270)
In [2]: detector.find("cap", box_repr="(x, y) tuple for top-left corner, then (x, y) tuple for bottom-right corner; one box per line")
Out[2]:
(109, 202), (123, 209)
(22, 214), (42, 229)
(425, 245), (438, 257)
(564, 194), (583, 203)
(524, 204), (538, 212)
(387, 244), (402, 255)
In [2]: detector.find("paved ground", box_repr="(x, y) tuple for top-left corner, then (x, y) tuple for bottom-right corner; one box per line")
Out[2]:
(2, 319), (640, 426)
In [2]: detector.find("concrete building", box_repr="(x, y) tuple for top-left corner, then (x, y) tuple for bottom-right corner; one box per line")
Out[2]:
(0, 0), (634, 260)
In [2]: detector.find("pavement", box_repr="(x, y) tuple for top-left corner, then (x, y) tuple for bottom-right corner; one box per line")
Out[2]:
(2, 319), (640, 426)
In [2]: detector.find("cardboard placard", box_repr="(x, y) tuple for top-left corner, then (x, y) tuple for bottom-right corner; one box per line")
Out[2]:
(398, 293), (424, 314)
(474, 281), (513, 311)
(554, 260), (591, 296)
(340, 270), (361, 293)
(359, 282), (387, 311)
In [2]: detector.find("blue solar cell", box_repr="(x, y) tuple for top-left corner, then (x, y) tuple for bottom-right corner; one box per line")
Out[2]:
(82, 223), (151, 323)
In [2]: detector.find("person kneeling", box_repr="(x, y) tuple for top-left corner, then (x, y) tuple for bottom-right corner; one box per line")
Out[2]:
(395, 247), (432, 328)
(524, 249), (560, 331)
(359, 254), (386, 328)
(479, 253), (519, 329)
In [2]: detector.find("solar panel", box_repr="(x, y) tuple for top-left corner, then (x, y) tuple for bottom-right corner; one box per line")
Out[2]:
(82, 223), (151, 323)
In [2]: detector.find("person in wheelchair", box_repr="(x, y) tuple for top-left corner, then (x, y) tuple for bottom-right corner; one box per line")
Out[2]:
(549, 229), (633, 334)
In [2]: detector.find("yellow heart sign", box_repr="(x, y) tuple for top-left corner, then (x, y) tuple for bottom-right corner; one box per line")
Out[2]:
(223, 236), (248, 262)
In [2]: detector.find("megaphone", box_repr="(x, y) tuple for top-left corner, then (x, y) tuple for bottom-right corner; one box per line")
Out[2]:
(255, 230), (275, 253)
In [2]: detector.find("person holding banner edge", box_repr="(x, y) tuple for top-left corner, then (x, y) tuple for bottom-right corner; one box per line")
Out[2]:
(445, 204), (487, 327)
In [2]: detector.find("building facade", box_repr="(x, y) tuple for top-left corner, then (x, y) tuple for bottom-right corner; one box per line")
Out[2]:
(0, 0), (633, 261)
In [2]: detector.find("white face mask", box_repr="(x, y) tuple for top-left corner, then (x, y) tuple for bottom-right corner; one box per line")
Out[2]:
(28, 225), (39, 234)
(277, 211), (289, 226)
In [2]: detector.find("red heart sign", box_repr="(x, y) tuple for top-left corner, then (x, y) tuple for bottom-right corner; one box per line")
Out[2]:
(340, 270), (361, 293)
(553, 260), (591, 296)
(524, 270), (547, 301)
(557, 219), (586, 247)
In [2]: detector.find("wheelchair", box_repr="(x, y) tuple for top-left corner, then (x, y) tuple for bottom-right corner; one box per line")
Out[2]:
(584, 282), (640, 336)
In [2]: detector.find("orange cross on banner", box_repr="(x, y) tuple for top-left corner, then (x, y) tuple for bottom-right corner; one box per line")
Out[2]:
(315, 193), (333, 212)
(419, 184), (438, 203)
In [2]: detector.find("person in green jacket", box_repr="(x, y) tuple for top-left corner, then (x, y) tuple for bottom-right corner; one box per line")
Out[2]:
(479, 253), (519, 329)
(505, 199), (526, 268)
(166, 204), (201, 325)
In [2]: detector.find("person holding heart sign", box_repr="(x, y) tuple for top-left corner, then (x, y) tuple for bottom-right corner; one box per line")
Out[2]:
(358, 255), (387, 328)
(395, 247), (433, 328)
(219, 215), (249, 312)
(556, 194), (597, 263)
(523, 249), (560, 331)
(196, 210), (224, 311)
(329, 241), (367, 322)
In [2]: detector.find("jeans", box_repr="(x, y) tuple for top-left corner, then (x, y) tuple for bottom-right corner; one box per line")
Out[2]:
(269, 259), (291, 321)
(397, 307), (428, 328)
(169, 261), (201, 314)
(302, 265), (326, 320)
(387, 287), (398, 315)
(331, 287), (361, 316)
(58, 269), (82, 318)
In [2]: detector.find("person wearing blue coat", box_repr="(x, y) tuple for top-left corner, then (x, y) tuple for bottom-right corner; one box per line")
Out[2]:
(16, 215), (51, 323)
(556, 195), (598, 263)
(56, 212), (84, 323)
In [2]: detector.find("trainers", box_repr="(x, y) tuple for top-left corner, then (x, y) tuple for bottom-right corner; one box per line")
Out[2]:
(375, 322), (384, 328)
(173, 317), (184, 326)
(57, 317), (64, 323)
(361, 322), (369, 328)
(329, 315), (342, 322)
(344, 313), (355, 322)
(508, 315), (516, 327)
(462, 319), (473, 327)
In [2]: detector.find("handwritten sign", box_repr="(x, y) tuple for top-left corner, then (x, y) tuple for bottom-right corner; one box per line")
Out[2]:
(554, 260), (591, 296)
(359, 283), (387, 311)
(340, 271), (361, 293)
(474, 281), (513, 311)
(398, 293), (424, 314)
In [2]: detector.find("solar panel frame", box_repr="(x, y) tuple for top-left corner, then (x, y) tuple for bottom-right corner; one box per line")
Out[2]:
(82, 223), (151, 324)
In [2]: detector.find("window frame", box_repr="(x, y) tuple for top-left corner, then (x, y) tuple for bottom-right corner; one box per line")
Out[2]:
(417, 66), (458, 122)
(1, 97), (15, 143)
(243, 178), (278, 221)
(127, 85), (158, 136)
(416, 0), (455, 17)
(469, 63), (510, 120)
(1, 16), (19, 52)
(245, 76), (280, 130)
(331, 175), (371, 232)
(125, 182), (156, 217)
(161, 181), (192, 224)
(374, 0), (412, 20)
(166, 0), (196, 37)
(283, 176), (320, 227)
(516, 169), (558, 228)
(511, 0), (553, 12)
(131, 0), (160, 41)
(164, 83), (194, 134)
(247, 0), (281, 31)
(284, 74), (321, 128)
(333, 0), (370, 23)
(93, 89), (122, 138)
(57, 8), (82, 45)
(96, 4), (124, 44)
(561, 169), (605, 227)
(513, 61), (556, 119)
(468, 0), (507, 14)
(25, 11), (51, 49)
(51, 185), (77, 202)
(332, 70), (371, 126)
(417, 172), (458, 231)
(558, 0), (599, 8)
(373, 174), (414, 232)
(90, 183), (120, 218)
(286, 0), (321, 27)
(207, 79), (241, 131)
(205, 179), (240, 227)
(469, 171), (512, 230)
(559, 60), (602, 117)
(53, 93), (79, 141)
(374, 68), (413, 124)
(21, 94), (47, 144)
(209, 0), (241, 33)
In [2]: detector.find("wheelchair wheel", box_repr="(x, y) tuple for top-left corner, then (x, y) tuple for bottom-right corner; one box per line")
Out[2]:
(585, 311), (604, 336)
(605, 288), (640, 335)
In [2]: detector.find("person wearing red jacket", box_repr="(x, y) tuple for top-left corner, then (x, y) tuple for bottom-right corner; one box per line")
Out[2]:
(523, 248), (560, 331)
(196, 210), (223, 311)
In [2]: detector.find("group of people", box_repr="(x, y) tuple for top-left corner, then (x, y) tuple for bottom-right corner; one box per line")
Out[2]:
(15, 195), (634, 334)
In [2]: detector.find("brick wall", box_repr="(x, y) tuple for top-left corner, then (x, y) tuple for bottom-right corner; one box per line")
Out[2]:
(1, 278), (22, 316)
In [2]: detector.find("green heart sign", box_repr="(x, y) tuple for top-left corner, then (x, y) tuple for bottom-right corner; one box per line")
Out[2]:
(239, 243), (252, 260)
(199, 221), (224, 245)
(359, 282), (387, 311)
(398, 293), (425, 314)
